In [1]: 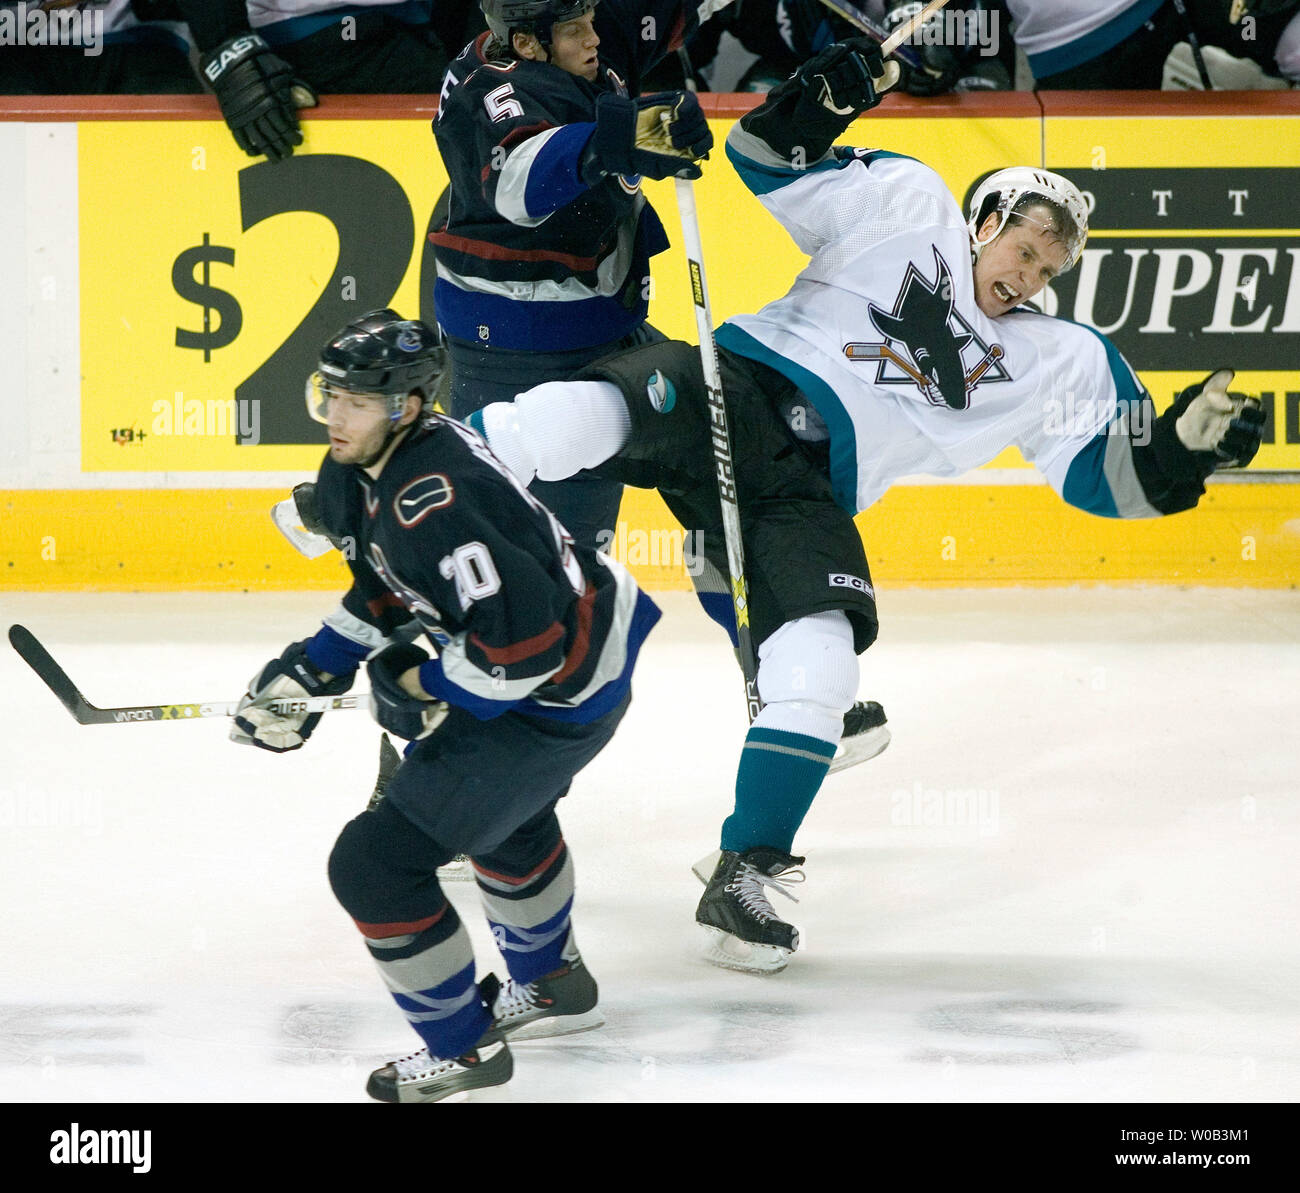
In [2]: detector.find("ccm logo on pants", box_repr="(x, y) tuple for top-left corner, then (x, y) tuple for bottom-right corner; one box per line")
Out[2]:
(829, 573), (874, 598)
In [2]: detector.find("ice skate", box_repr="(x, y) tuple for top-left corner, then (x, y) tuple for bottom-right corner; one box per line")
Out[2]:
(482, 940), (603, 1041)
(829, 700), (890, 774)
(695, 847), (806, 974)
(366, 1029), (512, 1103)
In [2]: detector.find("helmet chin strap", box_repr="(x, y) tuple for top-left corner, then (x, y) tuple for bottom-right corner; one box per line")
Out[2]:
(356, 416), (413, 470)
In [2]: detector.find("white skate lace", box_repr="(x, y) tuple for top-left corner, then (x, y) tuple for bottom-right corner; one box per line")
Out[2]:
(725, 861), (805, 925)
(493, 978), (541, 1022)
(391, 1046), (457, 1081)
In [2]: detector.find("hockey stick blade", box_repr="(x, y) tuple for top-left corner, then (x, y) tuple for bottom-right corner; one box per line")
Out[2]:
(8, 624), (366, 726)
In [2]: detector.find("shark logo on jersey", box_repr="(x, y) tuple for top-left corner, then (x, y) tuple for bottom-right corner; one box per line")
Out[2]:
(845, 248), (1010, 411)
(646, 370), (676, 413)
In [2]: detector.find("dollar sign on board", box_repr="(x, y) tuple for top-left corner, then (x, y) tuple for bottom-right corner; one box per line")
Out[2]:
(173, 233), (243, 362)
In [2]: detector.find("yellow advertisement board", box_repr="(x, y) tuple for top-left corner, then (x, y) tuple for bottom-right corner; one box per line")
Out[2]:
(78, 111), (1043, 471)
(1045, 110), (1300, 470)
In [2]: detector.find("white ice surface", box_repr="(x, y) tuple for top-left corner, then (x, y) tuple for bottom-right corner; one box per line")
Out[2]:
(1, 588), (1297, 1104)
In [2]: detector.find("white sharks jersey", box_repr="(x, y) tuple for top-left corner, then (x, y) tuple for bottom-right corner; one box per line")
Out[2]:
(718, 124), (1162, 520)
(1003, 0), (1164, 77)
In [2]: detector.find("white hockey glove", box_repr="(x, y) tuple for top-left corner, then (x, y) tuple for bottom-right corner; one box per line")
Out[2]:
(231, 640), (353, 753)
(1173, 369), (1266, 467)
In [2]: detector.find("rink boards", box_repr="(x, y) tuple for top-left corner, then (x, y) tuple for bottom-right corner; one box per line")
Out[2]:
(1, 92), (1297, 589)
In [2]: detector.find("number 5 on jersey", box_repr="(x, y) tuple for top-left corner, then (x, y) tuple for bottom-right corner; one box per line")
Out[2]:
(484, 83), (524, 122)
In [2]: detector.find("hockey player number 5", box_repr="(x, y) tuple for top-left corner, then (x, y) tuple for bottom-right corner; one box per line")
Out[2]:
(484, 83), (524, 123)
(439, 542), (503, 610)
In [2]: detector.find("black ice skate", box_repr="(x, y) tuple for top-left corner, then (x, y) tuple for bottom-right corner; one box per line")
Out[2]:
(829, 700), (890, 774)
(481, 943), (603, 1041)
(366, 1029), (512, 1104)
(695, 847), (806, 974)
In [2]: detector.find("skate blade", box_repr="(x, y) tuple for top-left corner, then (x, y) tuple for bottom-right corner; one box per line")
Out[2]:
(504, 1009), (604, 1043)
(828, 724), (890, 775)
(698, 925), (791, 974)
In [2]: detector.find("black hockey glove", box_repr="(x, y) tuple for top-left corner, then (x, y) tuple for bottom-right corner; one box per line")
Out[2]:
(231, 640), (353, 753)
(367, 642), (451, 742)
(794, 36), (901, 116)
(884, 4), (962, 96)
(1172, 369), (1265, 469)
(200, 33), (317, 162)
(582, 91), (713, 184)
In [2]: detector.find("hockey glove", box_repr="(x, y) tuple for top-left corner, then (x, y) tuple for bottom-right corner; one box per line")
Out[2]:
(884, 4), (962, 96)
(795, 37), (901, 116)
(582, 91), (713, 184)
(367, 642), (451, 742)
(200, 33), (317, 162)
(1173, 369), (1265, 469)
(231, 640), (353, 752)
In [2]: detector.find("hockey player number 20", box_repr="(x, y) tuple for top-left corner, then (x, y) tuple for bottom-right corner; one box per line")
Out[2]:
(483, 83), (524, 122)
(439, 541), (503, 610)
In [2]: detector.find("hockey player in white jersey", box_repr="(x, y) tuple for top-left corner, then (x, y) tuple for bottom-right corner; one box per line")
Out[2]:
(468, 37), (1266, 973)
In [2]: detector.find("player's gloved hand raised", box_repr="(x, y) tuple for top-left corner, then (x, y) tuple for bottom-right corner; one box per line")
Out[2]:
(1173, 369), (1265, 469)
(200, 33), (317, 162)
(367, 642), (451, 742)
(884, 4), (962, 96)
(796, 36), (901, 116)
(231, 640), (353, 752)
(583, 91), (713, 184)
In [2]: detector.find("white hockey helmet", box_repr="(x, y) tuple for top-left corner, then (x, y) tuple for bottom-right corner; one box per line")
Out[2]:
(966, 167), (1089, 272)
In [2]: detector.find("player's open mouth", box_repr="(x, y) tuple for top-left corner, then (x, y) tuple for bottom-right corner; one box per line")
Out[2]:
(993, 281), (1020, 304)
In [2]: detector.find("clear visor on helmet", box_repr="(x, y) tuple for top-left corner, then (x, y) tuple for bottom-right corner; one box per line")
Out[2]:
(305, 372), (402, 424)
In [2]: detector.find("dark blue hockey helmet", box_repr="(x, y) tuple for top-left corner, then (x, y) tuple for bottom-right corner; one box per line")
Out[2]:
(307, 309), (448, 424)
(482, 0), (599, 48)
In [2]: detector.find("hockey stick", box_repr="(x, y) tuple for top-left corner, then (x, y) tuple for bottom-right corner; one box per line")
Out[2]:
(878, 0), (953, 58)
(815, 0), (923, 68)
(1171, 0), (1214, 89)
(8, 624), (366, 726)
(674, 179), (763, 723)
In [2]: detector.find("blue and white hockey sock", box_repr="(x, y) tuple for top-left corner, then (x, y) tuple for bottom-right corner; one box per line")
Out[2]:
(474, 837), (575, 986)
(356, 901), (489, 1060)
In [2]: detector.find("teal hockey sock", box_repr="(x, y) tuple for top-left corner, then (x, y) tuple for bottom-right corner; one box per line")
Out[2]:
(720, 726), (836, 854)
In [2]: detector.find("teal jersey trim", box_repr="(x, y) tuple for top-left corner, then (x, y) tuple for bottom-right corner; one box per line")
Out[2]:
(1047, 315), (1149, 518)
(725, 140), (851, 197)
(1027, 0), (1164, 78)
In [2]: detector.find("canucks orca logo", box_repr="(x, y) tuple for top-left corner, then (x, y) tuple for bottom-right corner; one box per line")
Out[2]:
(845, 248), (1010, 411)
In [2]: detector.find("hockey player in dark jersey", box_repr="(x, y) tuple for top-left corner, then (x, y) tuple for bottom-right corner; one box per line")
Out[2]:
(468, 38), (1267, 975)
(431, 0), (727, 550)
(231, 309), (659, 1103)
